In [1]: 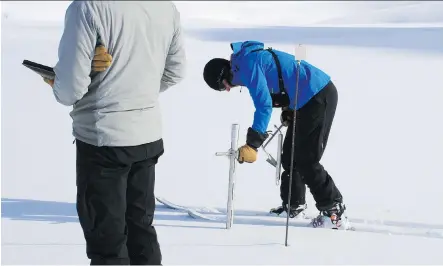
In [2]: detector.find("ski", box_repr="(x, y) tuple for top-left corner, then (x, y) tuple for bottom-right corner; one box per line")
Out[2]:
(156, 197), (188, 211)
(156, 197), (314, 222)
(156, 197), (221, 214)
(187, 209), (222, 222)
(156, 197), (223, 222)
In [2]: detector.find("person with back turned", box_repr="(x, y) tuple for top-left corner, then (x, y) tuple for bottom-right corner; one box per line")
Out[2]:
(43, 1), (186, 264)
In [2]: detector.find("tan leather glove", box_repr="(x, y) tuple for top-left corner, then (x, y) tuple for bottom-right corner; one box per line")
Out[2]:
(43, 45), (112, 87)
(43, 78), (54, 88)
(237, 144), (257, 163)
(92, 45), (112, 71)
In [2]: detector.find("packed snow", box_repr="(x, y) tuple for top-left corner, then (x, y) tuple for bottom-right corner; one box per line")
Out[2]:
(1, 1), (443, 264)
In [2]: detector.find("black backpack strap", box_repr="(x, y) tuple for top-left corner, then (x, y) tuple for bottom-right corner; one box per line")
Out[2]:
(250, 47), (290, 108)
(265, 48), (287, 96)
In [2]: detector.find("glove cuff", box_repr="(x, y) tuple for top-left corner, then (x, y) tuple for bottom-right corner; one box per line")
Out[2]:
(246, 127), (269, 150)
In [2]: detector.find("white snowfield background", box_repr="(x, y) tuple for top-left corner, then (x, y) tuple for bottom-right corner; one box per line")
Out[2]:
(2, 1), (443, 264)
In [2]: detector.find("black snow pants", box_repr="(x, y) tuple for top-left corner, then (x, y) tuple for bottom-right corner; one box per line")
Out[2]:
(75, 138), (164, 265)
(280, 81), (343, 211)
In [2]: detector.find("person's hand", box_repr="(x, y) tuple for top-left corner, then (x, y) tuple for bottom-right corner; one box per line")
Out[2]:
(236, 127), (269, 164)
(92, 45), (112, 71)
(237, 144), (257, 163)
(43, 77), (54, 88)
(280, 108), (294, 127)
(42, 45), (113, 88)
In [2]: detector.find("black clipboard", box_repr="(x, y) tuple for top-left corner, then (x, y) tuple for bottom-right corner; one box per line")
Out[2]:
(22, 60), (55, 80)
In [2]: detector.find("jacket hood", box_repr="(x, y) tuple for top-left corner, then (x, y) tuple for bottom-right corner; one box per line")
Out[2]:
(230, 41), (264, 56)
(229, 41), (265, 87)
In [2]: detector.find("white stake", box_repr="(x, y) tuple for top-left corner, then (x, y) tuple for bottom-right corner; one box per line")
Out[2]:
(215, 123), (240, 229)
(294, 44), (307, 61)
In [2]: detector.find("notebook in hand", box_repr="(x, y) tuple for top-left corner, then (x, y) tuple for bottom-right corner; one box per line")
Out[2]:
(22, 60), (55, 80)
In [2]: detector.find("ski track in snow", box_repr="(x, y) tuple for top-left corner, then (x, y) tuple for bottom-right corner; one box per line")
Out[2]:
(155, 197), (443, 240)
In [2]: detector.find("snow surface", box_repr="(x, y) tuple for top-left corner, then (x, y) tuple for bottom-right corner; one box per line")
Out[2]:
(2, 1), (443, 264)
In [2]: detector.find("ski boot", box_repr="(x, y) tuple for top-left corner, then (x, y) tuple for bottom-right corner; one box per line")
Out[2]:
(309, 202), (350, 230)
(270, 203), (307, 218)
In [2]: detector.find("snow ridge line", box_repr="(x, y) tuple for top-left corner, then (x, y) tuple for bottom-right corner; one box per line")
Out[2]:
(155, 197), (443, 239)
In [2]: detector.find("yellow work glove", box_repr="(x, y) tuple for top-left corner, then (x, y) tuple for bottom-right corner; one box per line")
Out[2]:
(43, 78), (54, 88)
(92, 45), (113, 71)
(237, 127), (269, 164)
(42, 45), (112, 87)
(237, 144), (257, 164)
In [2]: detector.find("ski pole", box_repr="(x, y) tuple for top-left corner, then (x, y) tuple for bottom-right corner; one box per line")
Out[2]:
(285, 44), (306, 247)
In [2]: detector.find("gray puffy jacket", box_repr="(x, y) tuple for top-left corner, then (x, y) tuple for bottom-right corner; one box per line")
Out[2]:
(52, 1), (186, 146)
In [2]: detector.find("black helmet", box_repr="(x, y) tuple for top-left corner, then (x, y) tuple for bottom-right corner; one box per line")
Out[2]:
(203, 58), (232, 91)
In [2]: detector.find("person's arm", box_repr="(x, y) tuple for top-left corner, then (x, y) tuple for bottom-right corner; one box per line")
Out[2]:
(52, 2), (97, 106)
(236, 62), (272, 164)
(160, 4), (186, 93)
(244, 62), (273, 149)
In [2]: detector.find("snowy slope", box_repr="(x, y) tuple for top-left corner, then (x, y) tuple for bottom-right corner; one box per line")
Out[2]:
(2, 1), (443, 265)
(173, 1), (443, 28)
(3, 1), (443, 27)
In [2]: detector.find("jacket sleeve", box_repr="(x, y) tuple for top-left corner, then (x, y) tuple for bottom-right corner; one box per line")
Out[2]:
(245, 63), (273, 134)
(160, 4), (186, 93)
(52, 2), (97, 106)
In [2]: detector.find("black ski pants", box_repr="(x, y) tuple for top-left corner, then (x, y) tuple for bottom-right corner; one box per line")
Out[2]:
(280, 81), (343, 211)
(75, 138), (164, 265)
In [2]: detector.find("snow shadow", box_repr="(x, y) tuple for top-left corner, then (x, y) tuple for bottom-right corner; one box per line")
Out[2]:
(185, 26), (443, 54)
(0, 198), (193, 225)
(1, 198), (79, 224)
(2, 198), (442, 239)
(0, 198), (312, 230)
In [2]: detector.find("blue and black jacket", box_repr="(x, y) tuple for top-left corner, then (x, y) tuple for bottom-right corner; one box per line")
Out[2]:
(230, 41), (331, 135)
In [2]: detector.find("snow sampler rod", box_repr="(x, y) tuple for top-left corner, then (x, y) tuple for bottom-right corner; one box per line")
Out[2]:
(275, 130), (283, 186)
(215, 123), (240, 229)
(261, 124), (284, 171)
(262, 124), (283, 149)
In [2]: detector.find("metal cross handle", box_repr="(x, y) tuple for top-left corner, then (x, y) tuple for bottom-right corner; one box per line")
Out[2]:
(215, 149), (238, 157)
